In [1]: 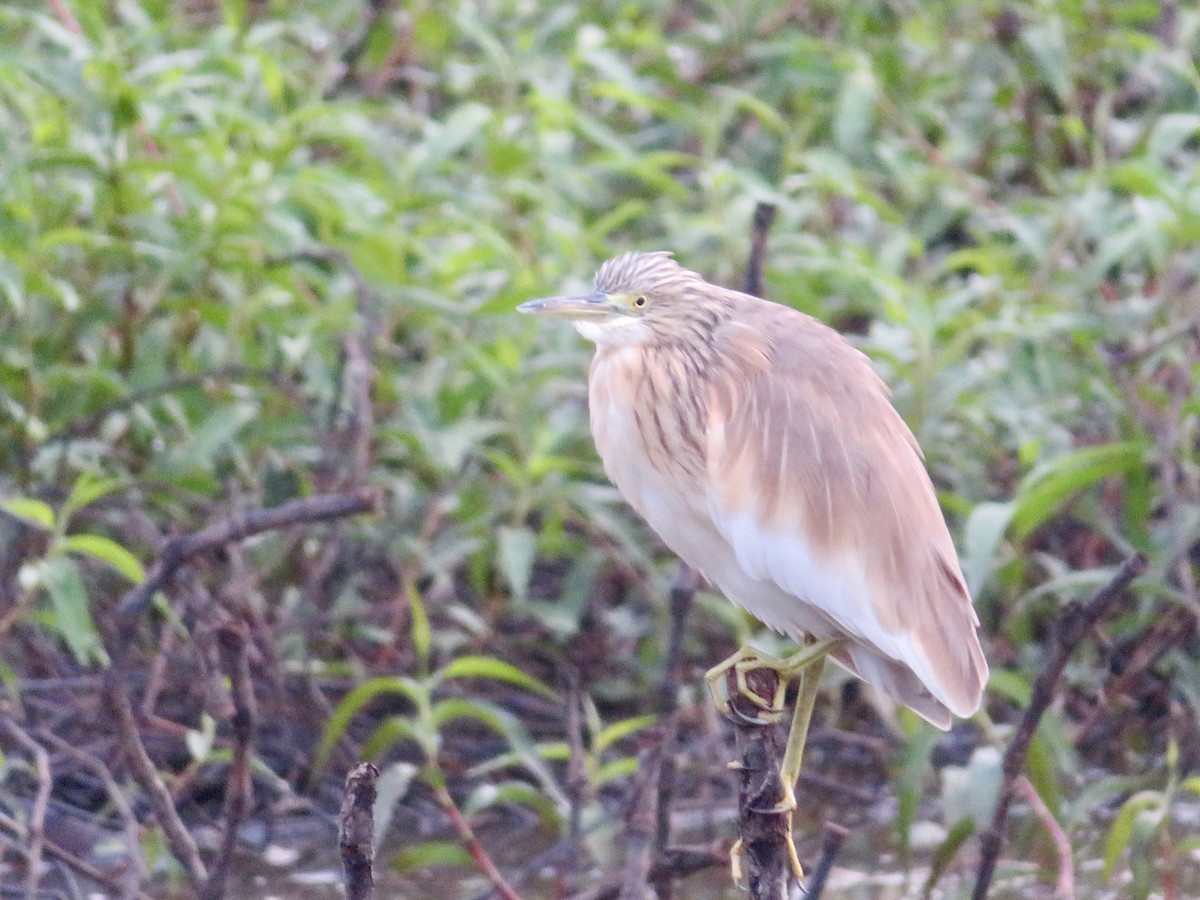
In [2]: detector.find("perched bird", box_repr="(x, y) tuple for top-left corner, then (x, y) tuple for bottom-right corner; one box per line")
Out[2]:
(518, 251), (988, 874)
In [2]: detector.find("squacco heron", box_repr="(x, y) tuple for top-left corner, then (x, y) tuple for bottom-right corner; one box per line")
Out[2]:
(518, 251), (988, 878)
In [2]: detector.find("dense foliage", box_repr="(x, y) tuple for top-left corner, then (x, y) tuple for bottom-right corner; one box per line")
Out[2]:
(1, 0), (1198, 896)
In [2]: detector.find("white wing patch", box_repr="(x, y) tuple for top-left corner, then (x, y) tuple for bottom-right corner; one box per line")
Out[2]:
(709, 504), (972, 720)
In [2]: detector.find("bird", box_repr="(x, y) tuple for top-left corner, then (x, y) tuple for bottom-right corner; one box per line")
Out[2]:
(518, 251), (988, 878)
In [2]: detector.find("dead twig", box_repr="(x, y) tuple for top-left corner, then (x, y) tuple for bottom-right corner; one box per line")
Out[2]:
(325, 0), (396, 98)
(1017, 776), (1073, 898)
(340, 762), (379, 900)
(2, 719), (52, 897)
(434, 781), (522, 900)
(803, 822), (848, 900)
(619, 745), (663, 900)
(972, 553), (1148, 900)
(1075, 603), (1197, 747)
(116, 487), (382, 621)
(654, 563), (700, 871)
(569, 842), (728, 900)
(564, 671), (591, 850)
(0, 810), (156, 900)
(743, 202), (778, 298)
(106, 675), (209, 889)
(729, 667), (794, 900)
(199, 620), (257, 900)
(38, 731), (146, 897)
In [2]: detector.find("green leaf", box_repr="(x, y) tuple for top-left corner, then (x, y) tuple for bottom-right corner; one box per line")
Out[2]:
(834, 59), (877, 155)
(1011, 442), (1147, 539)
(1147, 113), (1200, 164)
(985, 668), (1031, 707)
(962, 501), (1014, 595)
(922, 817), (975, 898)
(496, 525), (536, 602)
(595, 714), (658, 754)
(431, 696), (508, 733)
(407, 582), (431, 674)
(41, 557), (107, 666)
(390, 840), (474, 872)
(1102, 791), (1164, 880)
(463, 709), (570, 813)
(896, 725), (941, 862)
(64, 473), (118, 518)
(1026, 732), (1063, 819)
(63, 534), (145, 583)
(595, 755), (640, 786)
(312, 676), (423, 774)
(435, 655), (560, 701)
(361, 717), (421, 760)
(463, 779), (563, 828)
(2, 498), (55, 530)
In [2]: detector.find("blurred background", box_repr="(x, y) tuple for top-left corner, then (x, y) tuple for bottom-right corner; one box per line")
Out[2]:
(1, 0), (1198, 897)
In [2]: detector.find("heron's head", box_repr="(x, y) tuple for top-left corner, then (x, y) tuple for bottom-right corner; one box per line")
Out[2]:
(517, 251), (729, 345)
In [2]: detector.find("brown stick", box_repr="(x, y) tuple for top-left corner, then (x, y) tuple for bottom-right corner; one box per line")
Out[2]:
(325, 0), (396, 98)
(340, 762), (379, 900)
(618, 745), (662, 900)
(653, 563), (699, 868)
(106, 675), (209, 888)
(564, 672), (591, 850)
(434, 782), (522, 900)
(743, 202), (778, 298)
(729, 667), (793, 900)
(39, 730), (147, 893)
(803, 822), (848, 900)
(0, 810), (156, 900)
(569, 842), (728, 900)
(199, 621), (258, 900)
(2, 719), (52, 896)
(971, 553), (1147, 900)
(117, 487), (382, 620)
(1017, 776), (1073, 898)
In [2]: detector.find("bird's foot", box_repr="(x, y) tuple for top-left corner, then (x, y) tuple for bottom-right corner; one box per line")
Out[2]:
(704, 645), (788, 723)
(727, 802), (806, 885)
(785, 811), (805, 882)
(705, 640), (842, 725)
(749, 773), (797, 817)
(729, 837), (745, 887)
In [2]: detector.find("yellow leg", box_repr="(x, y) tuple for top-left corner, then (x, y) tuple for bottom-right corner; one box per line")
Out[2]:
(705, 639), (840, 721)
(706, 639), (841, 884)
(778, 654), (825, 813)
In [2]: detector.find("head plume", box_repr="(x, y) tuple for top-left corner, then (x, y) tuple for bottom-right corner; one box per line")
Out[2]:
(593, 251), (706, 296)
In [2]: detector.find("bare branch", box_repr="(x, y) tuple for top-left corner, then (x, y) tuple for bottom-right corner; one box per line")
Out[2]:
(340, 762), (379, 900)
(972, 553), (1147, 899)
(117, 487), (382, 621)
(106, 676), (209, 888)
(199, 620), (258, 900)
(2, 719), (52, 896)
(1017, 776), (1073, 898)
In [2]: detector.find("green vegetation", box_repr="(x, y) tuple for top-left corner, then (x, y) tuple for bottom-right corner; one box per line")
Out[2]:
(1, 0), (1198, 896)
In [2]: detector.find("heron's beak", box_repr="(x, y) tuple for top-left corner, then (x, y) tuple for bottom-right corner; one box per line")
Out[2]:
(517, 291), (621, 319)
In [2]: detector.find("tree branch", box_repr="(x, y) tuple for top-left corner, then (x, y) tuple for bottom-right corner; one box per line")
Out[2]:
(117, 487), (382, 621)
(972, 553), (1147, 899)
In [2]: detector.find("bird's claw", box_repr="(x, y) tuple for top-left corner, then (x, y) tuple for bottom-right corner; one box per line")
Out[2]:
(748, 775), (798, 816)
(729, 837), (746, 887)
(729, 816), (805, 885)
(704, 646), (789, 724)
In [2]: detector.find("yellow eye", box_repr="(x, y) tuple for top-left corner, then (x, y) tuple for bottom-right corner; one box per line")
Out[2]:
(633, 294), (647, 308)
